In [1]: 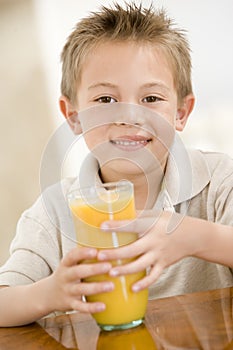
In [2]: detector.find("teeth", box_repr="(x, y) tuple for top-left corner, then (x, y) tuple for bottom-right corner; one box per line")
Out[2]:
(113, 140), (147, 146)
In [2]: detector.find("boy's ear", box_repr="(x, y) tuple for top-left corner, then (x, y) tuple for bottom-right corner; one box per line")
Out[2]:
(175, 94), (195, 131)
(59, 95), (82, 135)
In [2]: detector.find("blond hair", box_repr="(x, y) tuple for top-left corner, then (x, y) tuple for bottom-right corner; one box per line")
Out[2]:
(61, 2), (193, 105)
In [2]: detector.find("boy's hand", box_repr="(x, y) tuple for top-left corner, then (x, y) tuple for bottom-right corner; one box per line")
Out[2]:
(47, 247), (113, 314)
(98, 210), (195, 292)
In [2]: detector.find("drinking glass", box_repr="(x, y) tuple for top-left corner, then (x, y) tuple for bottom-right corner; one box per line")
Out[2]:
(68, 181), (148, 331)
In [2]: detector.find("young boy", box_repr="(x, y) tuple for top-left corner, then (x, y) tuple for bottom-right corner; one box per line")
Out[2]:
(0, 2), (233, 327)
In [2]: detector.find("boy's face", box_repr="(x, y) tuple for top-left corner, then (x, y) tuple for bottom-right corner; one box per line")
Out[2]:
(61, 41), (194, 177)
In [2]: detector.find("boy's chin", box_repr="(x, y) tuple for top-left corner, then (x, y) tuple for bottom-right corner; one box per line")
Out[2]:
(100, 158), (162, 180)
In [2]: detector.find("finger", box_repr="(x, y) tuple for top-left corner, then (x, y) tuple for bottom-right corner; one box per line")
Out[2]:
(100, 216), (160, 236)
(98, 230), (156, 261)
(69, 280), (114, 296)
(109, 251), (155, 277)
(97, 239), (144, 261)
(70, 299), (106, 314)
(137, 208), (162, 218)
(132, 264), (164, 292)
(62, 247), (97, 267)
(66, 262), (112, 281)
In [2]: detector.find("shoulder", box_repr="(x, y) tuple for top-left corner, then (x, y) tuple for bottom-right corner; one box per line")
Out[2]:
(13, 177), (78, 253)
(42, 177), (78, 203)
(189, 150), (233, 216)
(198, 149), (232, 167)
(20, 177), (78, 229)
(191, 149), (233, 181)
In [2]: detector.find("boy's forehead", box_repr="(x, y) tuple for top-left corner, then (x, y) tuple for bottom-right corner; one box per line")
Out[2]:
(80, 40), (174, 84)
(85, 40), (167, 61)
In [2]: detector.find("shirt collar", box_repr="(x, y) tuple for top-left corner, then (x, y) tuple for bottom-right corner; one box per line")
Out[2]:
(164, 134), (211, 205)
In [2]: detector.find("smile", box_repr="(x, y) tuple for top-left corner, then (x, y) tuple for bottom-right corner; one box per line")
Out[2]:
(110, 136), (152, 151)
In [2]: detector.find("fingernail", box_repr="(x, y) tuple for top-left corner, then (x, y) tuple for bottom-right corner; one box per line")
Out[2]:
(109, 269), (119, 277)
(87, 249), (97, 257)
(101, 263), (112, 272)
(100, 223), (109, 230)
(98, 252), (107, 260)
(132, 284), (141, 292)
(103, 282), (114, 291)
(96, 303), (106, 312)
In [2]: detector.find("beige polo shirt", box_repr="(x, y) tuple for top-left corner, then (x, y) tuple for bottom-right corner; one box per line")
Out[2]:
(0, 143), (233, 300)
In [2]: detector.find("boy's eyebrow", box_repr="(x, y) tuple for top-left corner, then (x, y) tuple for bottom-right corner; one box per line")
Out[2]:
(88, 82), (117, 90)
(88, 81), (170, 91)
(140, 82), (170, 92)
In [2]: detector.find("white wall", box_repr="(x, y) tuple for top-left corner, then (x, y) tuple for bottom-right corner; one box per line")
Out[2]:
(0, 0), (55, 264)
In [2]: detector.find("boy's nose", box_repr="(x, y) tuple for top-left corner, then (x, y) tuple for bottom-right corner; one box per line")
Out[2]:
(113, 104), (144, 126)
(114, 121), (141, 127)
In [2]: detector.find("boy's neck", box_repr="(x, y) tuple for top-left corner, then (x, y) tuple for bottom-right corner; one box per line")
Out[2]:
(133, 171), (164, 210)
(99, 165), (165, 210)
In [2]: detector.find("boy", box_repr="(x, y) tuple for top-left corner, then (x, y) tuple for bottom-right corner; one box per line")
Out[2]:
(0, 2), (233, 327)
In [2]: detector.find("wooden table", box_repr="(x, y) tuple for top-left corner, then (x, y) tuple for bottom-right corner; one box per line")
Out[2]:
(1, 287), (233, 349)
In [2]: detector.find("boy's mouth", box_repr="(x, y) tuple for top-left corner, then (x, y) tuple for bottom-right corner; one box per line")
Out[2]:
(110, 135), (152, 151)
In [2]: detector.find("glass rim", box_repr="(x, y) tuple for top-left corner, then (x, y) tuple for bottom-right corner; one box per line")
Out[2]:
(67, 180), (133, 202)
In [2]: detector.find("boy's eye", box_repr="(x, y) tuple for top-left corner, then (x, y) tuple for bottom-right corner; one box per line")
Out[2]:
(95, 96), (117, 103)
(142, 96), (161, 103)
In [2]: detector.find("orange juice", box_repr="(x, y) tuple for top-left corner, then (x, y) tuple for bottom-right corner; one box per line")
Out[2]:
(83, 255), (148, 326)
(68, 181), (148, 330)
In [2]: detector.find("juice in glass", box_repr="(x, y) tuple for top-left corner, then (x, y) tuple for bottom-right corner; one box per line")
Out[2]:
(68, 181), (148, 331)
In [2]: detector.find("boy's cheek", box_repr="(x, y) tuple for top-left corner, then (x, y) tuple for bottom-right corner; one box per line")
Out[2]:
(83, 127), (108, 145)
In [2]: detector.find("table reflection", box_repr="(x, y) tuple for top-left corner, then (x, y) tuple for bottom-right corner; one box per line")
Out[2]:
(97, 324), (157, 349)
(37, 287), (233, 349)
(40, 314), (158, 349)
(146, 287), (233, 349)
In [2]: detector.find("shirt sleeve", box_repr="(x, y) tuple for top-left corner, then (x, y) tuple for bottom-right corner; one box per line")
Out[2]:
(214, 164), (233, 226)
(0, 196), (62, 286)
(0, 178), (77, 287)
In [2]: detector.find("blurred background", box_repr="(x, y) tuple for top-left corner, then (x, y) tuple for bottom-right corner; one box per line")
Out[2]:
(0, 0), (233, 265)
